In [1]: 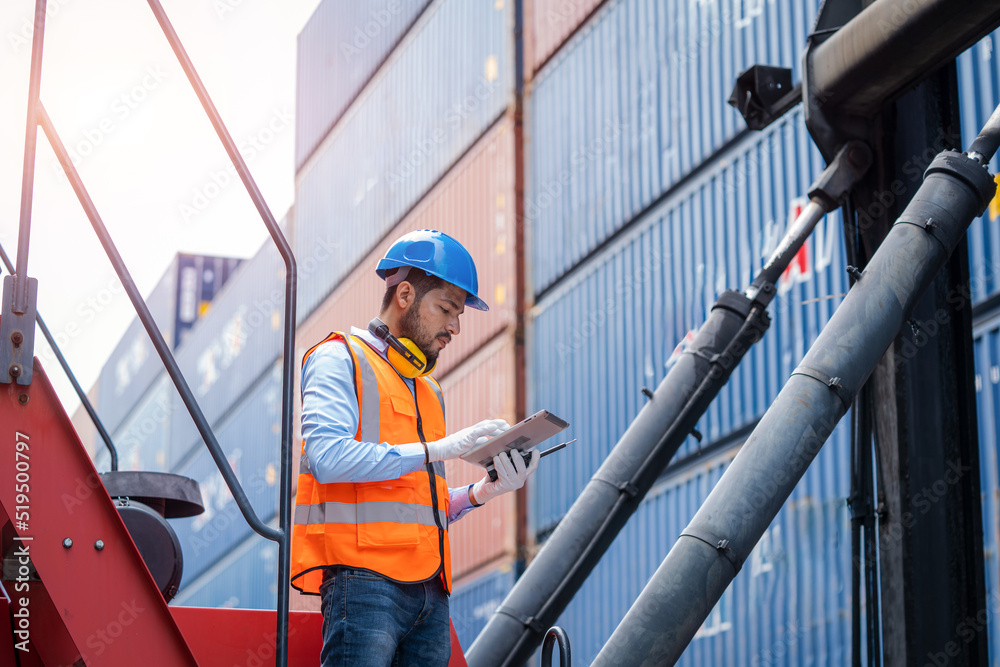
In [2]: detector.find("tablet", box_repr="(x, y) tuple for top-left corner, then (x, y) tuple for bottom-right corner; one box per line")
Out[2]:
(460, 409), (570, 472)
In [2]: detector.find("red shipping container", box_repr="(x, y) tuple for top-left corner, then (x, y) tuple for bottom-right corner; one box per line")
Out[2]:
(297, 115), (517, 379)
(442, 333), (518, 581)
(526, 0), (608, 77)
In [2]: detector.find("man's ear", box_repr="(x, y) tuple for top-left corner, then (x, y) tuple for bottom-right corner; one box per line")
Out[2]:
(395, 281), (416, 310)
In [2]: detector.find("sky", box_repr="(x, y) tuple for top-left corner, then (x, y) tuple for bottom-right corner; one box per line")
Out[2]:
(0, 0), (322, 414)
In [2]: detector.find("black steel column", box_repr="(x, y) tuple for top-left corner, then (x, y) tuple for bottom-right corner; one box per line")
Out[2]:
(855, 67), (988, 666)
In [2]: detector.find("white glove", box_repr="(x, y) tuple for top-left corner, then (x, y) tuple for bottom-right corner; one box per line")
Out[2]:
(470, 449), (539, 505)
(424, 419), (510, 463)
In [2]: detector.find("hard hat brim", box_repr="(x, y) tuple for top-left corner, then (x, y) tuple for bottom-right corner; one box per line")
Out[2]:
(377, 258), (489, 311)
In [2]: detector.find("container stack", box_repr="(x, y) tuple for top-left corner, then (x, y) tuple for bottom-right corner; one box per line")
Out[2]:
(71, 0), (1000, 660)
(522, 0), (1000, 664)
(522, 1), (855, 662)
(959, 29), (1000, 659)
(90, 253), (241, 472)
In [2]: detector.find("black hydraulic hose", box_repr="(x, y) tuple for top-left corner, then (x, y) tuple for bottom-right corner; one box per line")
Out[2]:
(842, 197), (881, 667)
(849, 395), (862, 667)
(857, 385), (881, 667)
(0, 242), (119, 471)
(862, 387), (882, 667)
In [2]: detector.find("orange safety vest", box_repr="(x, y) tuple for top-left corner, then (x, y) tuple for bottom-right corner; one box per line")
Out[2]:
(290, 332), (452, 595)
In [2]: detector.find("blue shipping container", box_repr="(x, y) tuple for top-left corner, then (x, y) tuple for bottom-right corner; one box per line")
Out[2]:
(170, 362), (283, 582)
(295, 0), (433, 171)
(96, 253), (240, 436)
(529, 109), (844, 532)
(174, 533), (278, 610)
(293, 0), (514, 320)
(958, 30), (1000, 307)
(526, 0), (822, 294)
(974, 314), (1000, 665)
(173, 254), (243, 350)
(94, 375), (172, 473)
(450, 565), (516, 654)
(170, 238), (288, 467)
(536, 423), (852, 666)
(96, 268), (176, 437)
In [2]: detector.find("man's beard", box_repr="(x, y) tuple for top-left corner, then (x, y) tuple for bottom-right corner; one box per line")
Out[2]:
(399, 303), (447, 369)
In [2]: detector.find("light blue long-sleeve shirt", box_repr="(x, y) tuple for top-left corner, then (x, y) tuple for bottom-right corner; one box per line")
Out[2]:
(301, 326), (476, 523)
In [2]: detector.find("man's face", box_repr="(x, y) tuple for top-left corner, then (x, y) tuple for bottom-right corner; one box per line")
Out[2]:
(398, 282), (466, 368)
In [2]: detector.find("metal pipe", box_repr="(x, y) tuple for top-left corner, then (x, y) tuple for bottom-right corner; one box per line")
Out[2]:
(0, 242), (119, 471)
(745, 199), (825, 305)
(809, 0), (1000, 117)
(467, 143), (871, 667)
(143, 3), (297, 661)
(38, 104), (281, 545)
(590, 145), (996, 666)
(13, 0), (46, 314)
(968, 103), (1000, 165)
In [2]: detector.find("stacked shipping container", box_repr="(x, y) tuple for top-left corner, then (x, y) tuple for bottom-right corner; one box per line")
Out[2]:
(958, 32), (1000, 307)
(295, 0), (434, 171)
(960, 29), (1000, 667)
(169, 239), (289, 470)
(973, 316), (1000, 661)
(71, 0), (1000, 662)
(293, 0), (513, 318)
(93, 253), (240, 442)
(295, 119), (517, 380)
(521, 0), (1000, 665)
(526, 0), (819, 295)
(527, 103), (853, 662)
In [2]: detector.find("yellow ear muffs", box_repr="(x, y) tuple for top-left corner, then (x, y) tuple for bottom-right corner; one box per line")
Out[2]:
(368, 317), (437, 378)
(386, 337), (436, 378)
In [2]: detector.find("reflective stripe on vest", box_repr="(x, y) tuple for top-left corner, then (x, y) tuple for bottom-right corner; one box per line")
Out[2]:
(294, 501), (448, 529)
(343, 336), (380, 443)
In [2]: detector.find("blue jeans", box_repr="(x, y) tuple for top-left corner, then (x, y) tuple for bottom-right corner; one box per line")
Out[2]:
(320, 567), (451, 666)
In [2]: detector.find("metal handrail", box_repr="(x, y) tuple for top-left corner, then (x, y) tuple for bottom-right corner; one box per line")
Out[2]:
(143, 3), (297, 662)
(8, 0), (298, 662)
(540, 627), (572, 667)
(12, 0), (45, 315)
(0, 242), (119, 471)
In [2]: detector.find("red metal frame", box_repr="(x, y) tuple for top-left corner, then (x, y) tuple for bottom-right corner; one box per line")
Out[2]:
(171, 607), (321, 664)
(170, 608), (466, 665)
(1, 360), (199, 665)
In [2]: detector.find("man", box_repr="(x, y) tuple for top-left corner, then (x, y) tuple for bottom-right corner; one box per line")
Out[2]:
(291, 229), (538, 666)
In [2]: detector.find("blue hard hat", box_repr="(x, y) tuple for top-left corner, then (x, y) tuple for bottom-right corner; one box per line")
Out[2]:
(376, 230), (489, 311)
